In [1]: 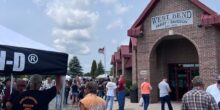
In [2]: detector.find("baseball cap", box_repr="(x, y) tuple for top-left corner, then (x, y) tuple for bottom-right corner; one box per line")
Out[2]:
(192, 76), (204, 87)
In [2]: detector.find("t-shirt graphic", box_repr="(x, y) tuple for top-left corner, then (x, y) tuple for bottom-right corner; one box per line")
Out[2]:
(17, 86), (56, 110)
(19, 96), (38, 110)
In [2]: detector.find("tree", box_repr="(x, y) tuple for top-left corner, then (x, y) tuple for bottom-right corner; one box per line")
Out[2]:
(69, 56), (83, 77)
(90, 60), (97, 78)
(110, 67), (113, 76)
(84, 72), (91, 76)
(96, 61), (105, 76)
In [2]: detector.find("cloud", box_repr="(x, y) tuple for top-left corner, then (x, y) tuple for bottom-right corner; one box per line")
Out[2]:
(115, 4), (131, 15)
(33, 0), (99, 55)
(54, 38), (91, 55)
(47, 9), (99, 30)
(99, 0), (118, 4)
(32, 0), (48, 6)
(111, 39), (118, 44)
(106, 19), (124, 30)
(99, 0), (130, 15)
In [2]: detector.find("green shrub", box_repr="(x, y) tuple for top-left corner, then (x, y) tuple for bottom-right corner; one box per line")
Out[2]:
(126, 80), (132, 90)
(125, 80), (132, 96)
(125, 87), (130, 96)
(130, 84), (138, 91)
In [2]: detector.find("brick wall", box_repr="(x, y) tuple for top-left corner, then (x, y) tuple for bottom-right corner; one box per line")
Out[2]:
(136, 0), (220, 103)
(125, 68), (132, 82)
(132, 46), (137, 84)
(217, 27), (220, 76)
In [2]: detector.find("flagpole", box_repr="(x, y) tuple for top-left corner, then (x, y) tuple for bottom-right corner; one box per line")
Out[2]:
(104, 46), (107, 76)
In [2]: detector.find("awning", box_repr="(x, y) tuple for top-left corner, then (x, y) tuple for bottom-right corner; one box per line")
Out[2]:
(201, 15), (220, 26)
(0, 25), (68, 75)
(127, 25), (142, 38)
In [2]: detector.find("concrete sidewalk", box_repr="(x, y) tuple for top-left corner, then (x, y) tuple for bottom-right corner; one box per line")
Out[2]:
(112, 98), (181, 110)
(52, 98), (181, 110)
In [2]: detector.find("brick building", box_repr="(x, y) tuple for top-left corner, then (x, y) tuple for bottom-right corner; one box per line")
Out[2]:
(126, 0), (220, 102)
(129, 38), (137, 84)
(111, 45), (133, 82)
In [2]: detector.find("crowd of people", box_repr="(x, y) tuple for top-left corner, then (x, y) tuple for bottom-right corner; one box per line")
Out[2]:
(0, 74), (121, 110)
(0, 74), (219, 110)
(0, 75), (62, 110)
(140, 75), (220, 110)
(62, 74), (125, 110)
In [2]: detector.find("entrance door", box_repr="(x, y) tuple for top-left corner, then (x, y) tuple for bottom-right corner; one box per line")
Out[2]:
(168, 64), (199, 101)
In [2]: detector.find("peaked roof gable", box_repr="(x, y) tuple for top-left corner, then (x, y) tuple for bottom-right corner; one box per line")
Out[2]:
(132, 0), (217, 28)
(114, 52), (121, 62)
(111, 55), (115, 64)
(120, 45), (130, 57)
(129, 37), (137, 52)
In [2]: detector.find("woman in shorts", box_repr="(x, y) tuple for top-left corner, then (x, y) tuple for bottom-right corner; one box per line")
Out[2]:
(71, 80), (79, 105)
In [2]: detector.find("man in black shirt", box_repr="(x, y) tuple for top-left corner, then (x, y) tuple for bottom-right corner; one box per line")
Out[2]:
(16, 74), (62, 110)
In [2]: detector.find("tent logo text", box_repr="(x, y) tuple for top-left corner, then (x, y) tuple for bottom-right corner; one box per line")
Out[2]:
(0, 50), (25, 72)
(28, 54), (38, 64)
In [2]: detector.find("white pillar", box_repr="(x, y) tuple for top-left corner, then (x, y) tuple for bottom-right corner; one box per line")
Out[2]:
(60, 76), (66, 110)
(122, 57), (125, 75)
(116, 63), (118, 77)
(10, 74), (14, 94)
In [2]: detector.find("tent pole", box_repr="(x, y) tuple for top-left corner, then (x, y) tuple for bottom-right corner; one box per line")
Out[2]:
(60, 76), (66, 110)
(55, 95), (58, 109)
(10, 74), (14, 94)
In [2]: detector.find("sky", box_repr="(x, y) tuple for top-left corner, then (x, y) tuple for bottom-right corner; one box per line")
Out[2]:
(0, 0), (219, 73)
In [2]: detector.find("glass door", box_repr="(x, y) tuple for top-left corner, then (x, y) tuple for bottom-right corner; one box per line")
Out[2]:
(168, 64), (199, 101)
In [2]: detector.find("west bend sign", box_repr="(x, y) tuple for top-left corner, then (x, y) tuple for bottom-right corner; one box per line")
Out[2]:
(151, 10), (193, 30)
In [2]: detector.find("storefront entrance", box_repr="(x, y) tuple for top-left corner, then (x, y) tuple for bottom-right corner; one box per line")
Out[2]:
(149, 36), (199, 102)
(168, 64), (199, 101)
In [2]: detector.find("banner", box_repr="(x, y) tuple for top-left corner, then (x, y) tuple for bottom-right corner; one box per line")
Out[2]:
(0, 44), (68, 75)
(151, 10), (193, 30)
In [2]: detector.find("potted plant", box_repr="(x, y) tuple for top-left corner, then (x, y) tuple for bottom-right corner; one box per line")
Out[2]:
(130, 84), (138, 103)
(125, 80), (132, 96)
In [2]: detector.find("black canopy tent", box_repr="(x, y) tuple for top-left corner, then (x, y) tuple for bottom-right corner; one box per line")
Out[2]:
(0, 25), (68, 109)
(0, 44), (68, 75)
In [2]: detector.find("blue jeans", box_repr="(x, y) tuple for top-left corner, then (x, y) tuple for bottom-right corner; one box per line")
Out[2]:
(98, 90), (104, 98)
(160, 95), (173, 110)
(142, 94), (150, 110)
(105, 96), (114, 110)
(118, 90), (125, 110)
(218, 102), (220, 109)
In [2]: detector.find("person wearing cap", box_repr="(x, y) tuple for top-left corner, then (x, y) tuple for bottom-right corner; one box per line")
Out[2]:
(181, 76), (218, 110)
(80, 81), (105, 110)
(141, 78), (152, 110)
(16, 74), (62, 110)
(206, 75), (220, 109)
(6, 79), (26, 110)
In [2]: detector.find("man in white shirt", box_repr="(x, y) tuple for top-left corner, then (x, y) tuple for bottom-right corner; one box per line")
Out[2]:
(206, 75), (220, 109)
(105, 79), (117, 110)
(42, 77), (54, 90)
(158, 77), (173, 110)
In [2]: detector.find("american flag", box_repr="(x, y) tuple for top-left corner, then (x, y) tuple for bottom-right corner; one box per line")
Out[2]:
(98, 47), (105, 54)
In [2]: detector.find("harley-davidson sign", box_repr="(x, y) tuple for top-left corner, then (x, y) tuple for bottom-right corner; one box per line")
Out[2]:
(151, 10), (193, 30)
(0, 45), (68, 75)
